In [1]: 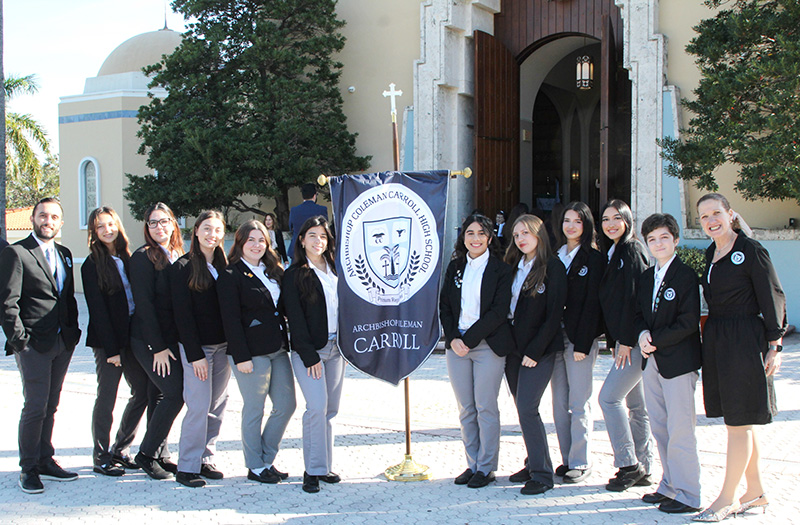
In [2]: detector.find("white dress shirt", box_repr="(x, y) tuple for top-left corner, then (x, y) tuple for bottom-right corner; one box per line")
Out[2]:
(206, 262), (219, 280)
(458, 250), (490, 332)
(510, 256), (535, 319)
(242, 259), (281, 308)
(607, 242), (616, 262)
(308, 258), (339, 334)
(557, 244), (580, 271)
(33, 234), (65, 292)
(652, 254), (676, 311)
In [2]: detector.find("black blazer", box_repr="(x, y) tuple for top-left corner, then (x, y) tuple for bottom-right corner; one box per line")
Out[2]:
(634, 257), (702, 379)
(0, 234), (81, 354)
(271, 228), (289, 264)
(81, 253), (131, 358)
(439, 255), (515, 357)
(129, 246), (179, 353)
(171, 254), (226, 363)
(599, 239), (650, 347)
(512, 257), (568, 361)
(218, 260), (288, 364)
(562, 245), (605, 355)
(282, 264), (331, 368)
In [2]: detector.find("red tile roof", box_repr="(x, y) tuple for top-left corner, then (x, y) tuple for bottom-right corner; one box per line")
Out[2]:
(6, 207), (33, 231)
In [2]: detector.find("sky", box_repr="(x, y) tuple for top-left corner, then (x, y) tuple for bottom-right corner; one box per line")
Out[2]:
(5, 0), (188, 151)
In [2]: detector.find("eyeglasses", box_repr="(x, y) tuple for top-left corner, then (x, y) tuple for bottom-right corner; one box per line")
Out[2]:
(147, 218), (173, 229)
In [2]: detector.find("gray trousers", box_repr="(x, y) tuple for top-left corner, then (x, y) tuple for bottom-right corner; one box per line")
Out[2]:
(290, 341), (345, 476)
(598, 342), (654, 471)
(642, 358), (701, 508)
(446, 341), (506, 474)
(229, 350), (296, 471)
(551, 332), (599, 469)
(178, 343), (230, 473)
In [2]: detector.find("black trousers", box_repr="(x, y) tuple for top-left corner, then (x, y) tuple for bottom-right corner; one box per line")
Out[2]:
(517, 351), (556, 487)
(14, 336), (74, 472)
(130, 337), (184, 458)
(91, 345), (153, 465)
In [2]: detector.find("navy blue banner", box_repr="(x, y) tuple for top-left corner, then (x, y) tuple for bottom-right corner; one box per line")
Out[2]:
(330, 171), (448, 385)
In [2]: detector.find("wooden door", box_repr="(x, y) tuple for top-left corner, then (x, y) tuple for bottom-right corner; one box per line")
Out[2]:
(474, 30), (520, 216)
(599, 14), (616, 206)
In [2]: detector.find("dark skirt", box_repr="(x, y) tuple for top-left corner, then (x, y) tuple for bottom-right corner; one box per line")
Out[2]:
(701, 314), (776, 426)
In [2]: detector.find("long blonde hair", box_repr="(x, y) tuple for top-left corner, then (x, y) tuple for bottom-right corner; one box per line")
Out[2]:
(504, 214), (552, 295)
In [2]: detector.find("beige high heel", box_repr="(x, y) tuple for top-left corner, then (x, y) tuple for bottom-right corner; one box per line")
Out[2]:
(737, 494), (768, 515)
(692, 503), (740, 522)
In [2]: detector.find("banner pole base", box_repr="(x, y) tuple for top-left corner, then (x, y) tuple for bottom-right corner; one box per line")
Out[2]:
(384, 454), (431, 482)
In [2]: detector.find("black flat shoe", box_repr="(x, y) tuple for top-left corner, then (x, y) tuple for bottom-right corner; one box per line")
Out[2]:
(19, 471), (44, 494)
(643, 492), (672, 504)
(520, 480), (552, 495)
(176, 471), (206, 488)
(94, 463), (124, 477)
(659, 500), (700, 514)
(248, 468), (281, 484)
(467, 471), (495, 488)
(509, 467), (531, 483)
(156, 458), (178, 474)
(454, 468), (474, 485)
(302, 472), (320, 493)
(135, 452), (173, 480)
(111, 453), (139, 470)
(200, 463), (224, 480)
(320, 472), (340, 484)
(554, 464), (569, 477)
(606, 464), (645, 492)
(269, 465), (289, 480)
(38, 460), (78, 482)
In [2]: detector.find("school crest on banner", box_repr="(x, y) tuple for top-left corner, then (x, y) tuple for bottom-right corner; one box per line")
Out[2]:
(331, 171), (448, 384)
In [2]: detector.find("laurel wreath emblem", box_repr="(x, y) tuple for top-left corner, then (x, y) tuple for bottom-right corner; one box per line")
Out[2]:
(400, 251), (421, 288)
(355, 255), (385, 294)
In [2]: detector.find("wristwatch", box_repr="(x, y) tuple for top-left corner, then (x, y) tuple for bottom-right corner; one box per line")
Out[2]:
(769, 344), (783, 353)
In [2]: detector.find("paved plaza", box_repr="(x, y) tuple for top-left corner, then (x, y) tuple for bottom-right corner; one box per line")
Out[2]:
(1, 295), (798, 524)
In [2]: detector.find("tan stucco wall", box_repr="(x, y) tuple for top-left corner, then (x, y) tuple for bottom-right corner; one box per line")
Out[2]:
(661, 2), (800, 229)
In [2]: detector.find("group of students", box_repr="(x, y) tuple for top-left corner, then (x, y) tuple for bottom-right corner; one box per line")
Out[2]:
(440, 193), (785, 522)
(81, 202), (341, 494)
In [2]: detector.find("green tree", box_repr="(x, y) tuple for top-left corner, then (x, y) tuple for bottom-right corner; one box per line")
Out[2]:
(6, 153), (59, 208)
(126, 0), (370, 224)
(659, 0), (800, 202)
(5, 74), (53, 207)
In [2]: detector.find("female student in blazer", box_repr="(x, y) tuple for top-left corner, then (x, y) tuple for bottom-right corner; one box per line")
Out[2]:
(218, 220), (296, 484)
(171, 210), (230, 488)
(597, 199), (655, 491)
(82, 206), (150, 477)
(692, 194), (786, 521)
(282, 216), (343, 494)
(129, 202), (185, 480)
(439, 213), (514, 489)
(264, 213), (289, 264)
(504, 214), (567, 495)
(549, 202), (605, 484)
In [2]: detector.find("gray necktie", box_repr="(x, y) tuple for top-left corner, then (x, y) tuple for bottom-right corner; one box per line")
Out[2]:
(47, 247), (61, 293)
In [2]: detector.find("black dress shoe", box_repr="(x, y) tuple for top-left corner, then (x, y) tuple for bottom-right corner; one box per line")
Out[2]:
(658, 499), (700, 514)
(38, 460), (78, 481)
(269, 465), (289, 480)
(454, 468), (474, 485)
(509, 467), (531, 483)
(643, 492), (672, 504)
(111, 453), (139, 470)
(94, 463), (125, 477)
(520, 480), (552, 495)
(320, 472), (340, 484)
(19, 471), (44, 494)
(302, 472), (320, 493)
(200, 463), (224, 480)
(176, 471), (206, 488)
(636, 474), (654, 486)
(554, 464), (569, 477)
(467, 471), (495, 488)
(606, 464), (645, 492)
(156, 458), (178, 474)
(248, 468), (281, 484)
(135, 452), (173, 480)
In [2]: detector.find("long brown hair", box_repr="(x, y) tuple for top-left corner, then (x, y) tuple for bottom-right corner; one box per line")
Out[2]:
(696, 192), (751, 236)
(556, 201), (598, 249)
(453, 214), (501, 260)
(187, 210), (228, 292)
(143, 202), (184, 270)
(228, 220), (283, 283)
(291, 216), (336, 303)
(87, 206), (131, 293)
(504, 214), (552, 295)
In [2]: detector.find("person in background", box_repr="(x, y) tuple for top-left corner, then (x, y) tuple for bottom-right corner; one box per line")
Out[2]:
(264, 212), (288, 265)
(282, 216), (343, 494)
(494, 210), (506, 248)
(0, 198), (82, 494)
(635, 213), (702, 515)
(81, 206), (150, 477)
(171, 210), (230, 488)
(129, 202), (185, 480)
(218, 220), (296, 484)
(440, 214), (514, 489)
(288, 184), (328, 260)
(692, 193), (786, 522)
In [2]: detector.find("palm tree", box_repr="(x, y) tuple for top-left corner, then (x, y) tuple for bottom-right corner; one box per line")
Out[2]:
(5, 74), (52, 185)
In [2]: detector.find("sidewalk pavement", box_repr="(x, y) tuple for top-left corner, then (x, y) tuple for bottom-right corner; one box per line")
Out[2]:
(0, 294), (798, 524)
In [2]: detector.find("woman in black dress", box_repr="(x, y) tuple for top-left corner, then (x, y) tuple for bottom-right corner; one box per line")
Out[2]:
(693, 193), (786, 522)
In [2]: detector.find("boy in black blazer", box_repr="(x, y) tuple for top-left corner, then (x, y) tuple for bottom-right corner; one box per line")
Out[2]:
(0, 198), (82, 493)
(634, 213), (702, 514)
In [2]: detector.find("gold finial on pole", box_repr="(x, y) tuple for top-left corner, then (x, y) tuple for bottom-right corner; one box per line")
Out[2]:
(317, 173), (329, 186)
(449, 167), (473, 179)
